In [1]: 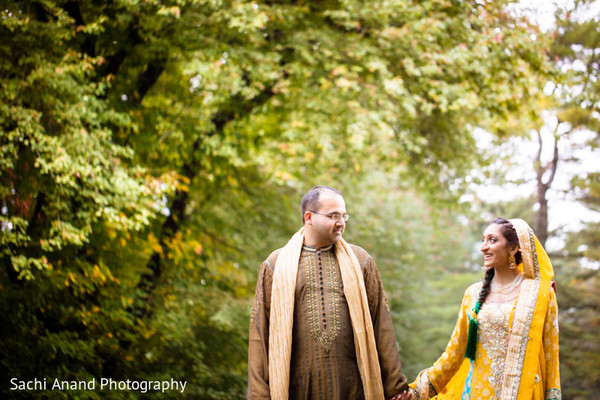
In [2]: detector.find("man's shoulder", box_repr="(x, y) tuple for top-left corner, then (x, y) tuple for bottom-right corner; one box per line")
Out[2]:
(347, 243), (372, 268)
(262, 248), (283, 271)
(347, 243), (369, 256)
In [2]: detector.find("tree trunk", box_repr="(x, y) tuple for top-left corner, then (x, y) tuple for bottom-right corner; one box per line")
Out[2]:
(534, 124), (560, 247)
(536, 180), (549, 246)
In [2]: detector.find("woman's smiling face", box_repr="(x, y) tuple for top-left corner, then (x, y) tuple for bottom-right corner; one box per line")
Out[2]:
(480, 224), (514, 270)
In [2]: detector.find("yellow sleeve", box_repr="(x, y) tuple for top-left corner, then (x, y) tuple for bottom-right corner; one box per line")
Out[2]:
(543, 288), (561, 399)
(411, 288), (473, 399)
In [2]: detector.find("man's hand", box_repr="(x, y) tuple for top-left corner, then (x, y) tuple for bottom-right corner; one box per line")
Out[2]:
(389, 389), (415, 400)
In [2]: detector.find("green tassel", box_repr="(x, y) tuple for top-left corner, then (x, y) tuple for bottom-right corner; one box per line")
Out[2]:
(465, 317), (478, 360)
(465, 302), (481, 361)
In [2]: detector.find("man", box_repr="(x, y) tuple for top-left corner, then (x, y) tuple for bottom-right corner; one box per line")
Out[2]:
(248, 186), (411, 400)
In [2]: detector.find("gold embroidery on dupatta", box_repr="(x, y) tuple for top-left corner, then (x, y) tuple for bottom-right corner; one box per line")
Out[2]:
(500, 223), (540, 400)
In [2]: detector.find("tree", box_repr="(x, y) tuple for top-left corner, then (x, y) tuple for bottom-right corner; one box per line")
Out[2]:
(525, 2), (600, 397)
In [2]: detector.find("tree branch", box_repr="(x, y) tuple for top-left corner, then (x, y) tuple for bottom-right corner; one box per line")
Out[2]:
(543, 123), (562, 189)
(131, 82), (277, 320)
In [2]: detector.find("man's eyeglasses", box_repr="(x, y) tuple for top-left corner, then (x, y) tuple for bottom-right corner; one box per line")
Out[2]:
(309, 211), (350, 222)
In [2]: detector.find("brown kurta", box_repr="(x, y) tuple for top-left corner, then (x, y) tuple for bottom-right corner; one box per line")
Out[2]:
(248, 243), (408, 400)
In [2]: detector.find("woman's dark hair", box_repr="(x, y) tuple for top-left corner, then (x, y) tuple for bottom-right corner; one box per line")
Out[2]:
(477, 267), (495, 308)
(490, 217), (522, 265)
(476, 217), (522, 309)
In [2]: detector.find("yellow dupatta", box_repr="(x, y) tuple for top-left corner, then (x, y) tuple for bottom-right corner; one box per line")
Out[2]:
(504, 219), (554, 399)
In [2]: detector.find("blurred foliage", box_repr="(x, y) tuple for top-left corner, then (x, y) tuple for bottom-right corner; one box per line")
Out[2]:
(466, 2), (600, 398)
(547, 4), (600, 398)
(0, 0), (598, 399)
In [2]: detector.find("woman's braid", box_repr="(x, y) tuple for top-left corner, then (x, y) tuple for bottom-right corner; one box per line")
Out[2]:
(475, 267), (495, 313)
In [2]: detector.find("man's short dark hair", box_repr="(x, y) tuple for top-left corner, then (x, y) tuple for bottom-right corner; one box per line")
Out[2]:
(301, 186), (342, 223)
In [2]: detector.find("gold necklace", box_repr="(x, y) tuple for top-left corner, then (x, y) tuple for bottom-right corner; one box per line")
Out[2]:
(491, 274), (524, 294)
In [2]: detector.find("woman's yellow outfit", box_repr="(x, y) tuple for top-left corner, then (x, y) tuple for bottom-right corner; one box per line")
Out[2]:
(411, 219), (561, 400)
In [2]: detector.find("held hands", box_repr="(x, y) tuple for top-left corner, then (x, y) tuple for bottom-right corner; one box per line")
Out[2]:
(389, 388), (416, 400)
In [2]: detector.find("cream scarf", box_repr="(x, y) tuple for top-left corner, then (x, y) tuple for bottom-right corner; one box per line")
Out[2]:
(268, 228), (385, 400)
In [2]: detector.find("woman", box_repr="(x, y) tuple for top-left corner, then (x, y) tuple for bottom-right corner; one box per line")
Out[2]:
(410, 218), (561, 400)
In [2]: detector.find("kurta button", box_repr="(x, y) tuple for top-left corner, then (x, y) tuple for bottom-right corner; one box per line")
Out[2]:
(535, 374), (540, 383)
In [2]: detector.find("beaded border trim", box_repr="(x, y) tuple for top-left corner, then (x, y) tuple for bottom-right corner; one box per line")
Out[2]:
(546, 388), (562, 400)
(500, 220), (540, 400)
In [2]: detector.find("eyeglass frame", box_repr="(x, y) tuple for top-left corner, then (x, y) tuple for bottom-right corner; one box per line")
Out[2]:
(308, 211), (350, 222)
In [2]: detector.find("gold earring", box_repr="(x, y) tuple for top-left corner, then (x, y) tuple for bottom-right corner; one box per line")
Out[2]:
(509, 255), (516, 269)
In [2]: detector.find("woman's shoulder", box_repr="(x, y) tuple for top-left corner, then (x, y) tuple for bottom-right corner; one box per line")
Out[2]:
(465, 281), (483, 299)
